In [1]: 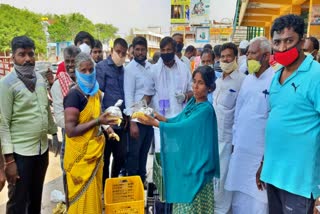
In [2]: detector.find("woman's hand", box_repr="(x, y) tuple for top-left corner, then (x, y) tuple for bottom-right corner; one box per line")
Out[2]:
(153, 112), (167, 122)
(139, 114), (159, 127)
(99, 112), (119, 126)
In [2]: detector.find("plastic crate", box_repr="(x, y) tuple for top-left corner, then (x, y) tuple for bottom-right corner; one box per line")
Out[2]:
(104, 176), (145, 214)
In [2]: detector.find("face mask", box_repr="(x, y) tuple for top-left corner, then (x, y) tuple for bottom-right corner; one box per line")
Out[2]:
(134, 56), (147, 65)
(161, 52), (175, 63)
(274, 46), (299, 67)
(14, 64), (35, 77)
(220, 59), (238, 74)
(112, 51), (126, 67)
(79, 43), (91, 55)
(75, 68), (99, 96)
(176, 43), (184, 53)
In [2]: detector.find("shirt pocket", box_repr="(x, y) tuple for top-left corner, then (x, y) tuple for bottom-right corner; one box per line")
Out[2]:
(219, 89), (237, 109)
(252, 91), (269, 117)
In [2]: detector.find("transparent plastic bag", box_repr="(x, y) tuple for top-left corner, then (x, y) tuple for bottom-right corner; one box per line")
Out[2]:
(131, 100), (154, 122)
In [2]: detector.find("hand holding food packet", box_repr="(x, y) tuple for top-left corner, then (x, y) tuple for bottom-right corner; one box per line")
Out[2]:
(101, 99), (123, 141)
(130, 100), (154, 122)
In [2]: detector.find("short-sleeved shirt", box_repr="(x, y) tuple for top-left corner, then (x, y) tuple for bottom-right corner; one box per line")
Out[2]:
(261, 55), (320, 199)
(63, 88), (88, 112)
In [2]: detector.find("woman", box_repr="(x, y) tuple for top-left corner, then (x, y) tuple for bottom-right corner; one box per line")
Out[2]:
(63, 52), (117, 213)
(139, 66), (220, 213)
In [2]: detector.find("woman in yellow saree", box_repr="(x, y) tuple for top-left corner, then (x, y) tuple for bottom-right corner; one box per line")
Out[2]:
(63, 52), (117, 214)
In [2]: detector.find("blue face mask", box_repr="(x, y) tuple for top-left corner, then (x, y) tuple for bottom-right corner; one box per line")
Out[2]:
(75, 68), (99, 96)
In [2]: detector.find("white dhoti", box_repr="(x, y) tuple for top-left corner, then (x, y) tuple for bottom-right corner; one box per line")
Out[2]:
(214, 142), (233, 214)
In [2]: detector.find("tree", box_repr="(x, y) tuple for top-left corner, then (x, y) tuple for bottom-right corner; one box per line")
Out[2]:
(0, 4), (47, 54)
(94, 23), (118, 43)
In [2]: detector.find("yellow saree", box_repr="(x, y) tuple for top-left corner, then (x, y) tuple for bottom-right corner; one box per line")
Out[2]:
(64, 91), (105, 214)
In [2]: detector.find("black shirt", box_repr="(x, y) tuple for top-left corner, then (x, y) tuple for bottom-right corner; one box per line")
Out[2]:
(63, 88), (88, 112)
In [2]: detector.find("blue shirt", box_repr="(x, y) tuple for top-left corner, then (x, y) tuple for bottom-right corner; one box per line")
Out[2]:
(261, 55), (320, 199)
(96, 56), (125, 111)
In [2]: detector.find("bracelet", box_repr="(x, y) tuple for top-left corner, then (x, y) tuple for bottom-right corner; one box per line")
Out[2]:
(95, 118), (100, 126)
(5, 159), (15, 166)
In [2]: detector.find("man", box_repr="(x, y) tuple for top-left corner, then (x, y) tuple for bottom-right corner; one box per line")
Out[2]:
(144, 36), (193, 119)
(200, 48), (219, 103)
(184, 45), (196, 60)
(0, 36), (57, 213)
(128, 44), (134, 61)
(213, 44), (223, 73)
(238, 40), (249, 74)
(50, 45), (80, 194)
(212, 42), (245, 214)
(124, 36), (154, 185)
(303, 36), (319, 60)
(257, 14), (320, 214)
(56, 31), (95, 76)
(96, 38), (129, 183)
(172, 33), (191, 70)
(224, 37), (273, 214)
(91, 39), (103, 63)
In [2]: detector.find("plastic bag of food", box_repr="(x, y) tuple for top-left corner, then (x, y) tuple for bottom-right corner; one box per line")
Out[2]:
(131, 99), (154, 121)
(104, 99), (123, 126)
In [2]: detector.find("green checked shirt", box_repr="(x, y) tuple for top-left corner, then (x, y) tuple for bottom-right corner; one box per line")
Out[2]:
(0, 70), (57, 156)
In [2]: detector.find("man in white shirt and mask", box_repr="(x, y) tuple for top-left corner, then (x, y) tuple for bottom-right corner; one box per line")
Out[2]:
(225, 37), (274, 214)
(213, 42), (245, 214)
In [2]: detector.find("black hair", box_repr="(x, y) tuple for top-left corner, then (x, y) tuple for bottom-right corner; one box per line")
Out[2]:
(172, 33), (183, 38)
(271, 14), (305, 39)
(113, 38), (128, 49)
(128, 44), (133, 49)
(213, 45), (221, 57)
(160, 36), (176, 52)
(306, 36), (319, 50)
(74, 31), (95, 48)
(203, 43), (213, 50)
(132, 36), (148, 49)
(192, 65), (216, 91)
(220, 42), (238, 56)
(93, 39), (103, 49)
(63, 45), (81, 57)
(201, 48), (215, 61)
(185, 45), (196, 53)
(11, 36), (35, 53)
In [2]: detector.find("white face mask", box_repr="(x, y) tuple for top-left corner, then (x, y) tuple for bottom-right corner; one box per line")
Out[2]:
(79, 43), (91, 55)
(220, 59), (238, 74)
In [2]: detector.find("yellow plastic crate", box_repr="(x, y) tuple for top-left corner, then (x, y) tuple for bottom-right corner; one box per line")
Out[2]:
(104, 176), (145, 214)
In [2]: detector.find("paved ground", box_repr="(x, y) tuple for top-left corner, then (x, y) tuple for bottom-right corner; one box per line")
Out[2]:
(0, 138), (154, 213)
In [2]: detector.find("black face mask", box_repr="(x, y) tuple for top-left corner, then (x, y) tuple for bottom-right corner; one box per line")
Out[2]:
(176, 43), (184, 53)
(161, 52), (175, 63)
(134, 56), (147, 65)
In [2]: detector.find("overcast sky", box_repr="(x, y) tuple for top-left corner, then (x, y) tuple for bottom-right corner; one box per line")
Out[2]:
(1, 0), (237, 36)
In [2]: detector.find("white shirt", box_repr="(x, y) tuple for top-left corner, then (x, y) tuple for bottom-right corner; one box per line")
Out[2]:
(181, 55), (191, 72)
(51, 80), (65, 128)
(124, 60), (152, 116)
(238, 55), (248, 74)
(213, 70), (245, 145)
(225, 67), (274, 203)
(144, 57), (192, 118)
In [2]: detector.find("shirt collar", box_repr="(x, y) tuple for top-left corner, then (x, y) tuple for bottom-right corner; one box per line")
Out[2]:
(228, 70), (240, 79)
(296, 54), (313, 72)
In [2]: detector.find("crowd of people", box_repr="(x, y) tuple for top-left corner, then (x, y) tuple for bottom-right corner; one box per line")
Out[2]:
(0, 13), (319, 214)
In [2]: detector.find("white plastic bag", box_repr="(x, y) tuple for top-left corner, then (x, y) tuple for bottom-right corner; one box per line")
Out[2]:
(50, 190), (65, 203)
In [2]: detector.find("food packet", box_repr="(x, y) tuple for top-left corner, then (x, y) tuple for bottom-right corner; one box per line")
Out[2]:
(131, 100), (154, 121)
(104, 99), (123, 126)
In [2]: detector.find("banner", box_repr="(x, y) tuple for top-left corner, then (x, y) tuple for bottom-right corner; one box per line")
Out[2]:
(196, 27), (210, 43)
(190, 0), (210, 24)
(210, 28), (233, 35)
(171, 0), (191, 24)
